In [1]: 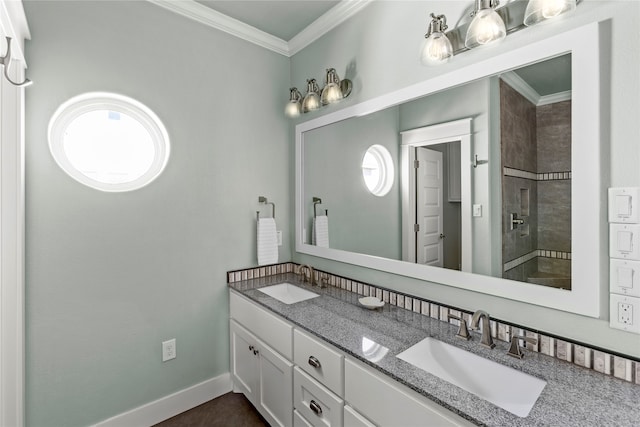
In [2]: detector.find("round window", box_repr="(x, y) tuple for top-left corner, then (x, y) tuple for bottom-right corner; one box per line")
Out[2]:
(48, 92), (170, 192)
(362, 145), (394, 196)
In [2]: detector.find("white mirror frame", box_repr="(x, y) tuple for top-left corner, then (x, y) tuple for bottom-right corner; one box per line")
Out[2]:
(296, 22), (605, 317)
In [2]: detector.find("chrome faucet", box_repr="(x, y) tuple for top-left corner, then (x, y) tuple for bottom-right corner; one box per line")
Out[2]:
(297, 264), (315, 286)
(470, 310), (495, 349)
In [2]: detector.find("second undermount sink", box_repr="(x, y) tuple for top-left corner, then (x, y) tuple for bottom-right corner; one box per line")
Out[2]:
(257, 283), (319, 304)
(396, 337), (546, 418)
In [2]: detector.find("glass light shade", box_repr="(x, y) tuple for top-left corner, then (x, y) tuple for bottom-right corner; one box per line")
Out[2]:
(321, 83), (343, 105)
(284, 100), (301, 118)
(420, 32), (453, 66)
(465, 8), (506, 48)
(524, 0), (577, 26)
(302, 92), (321, 113)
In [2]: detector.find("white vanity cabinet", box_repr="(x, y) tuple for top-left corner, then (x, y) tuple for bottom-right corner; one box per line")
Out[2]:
(344, 358), (474, 427)
(230, 290), (473, 427)
(230, 292), (294, 427)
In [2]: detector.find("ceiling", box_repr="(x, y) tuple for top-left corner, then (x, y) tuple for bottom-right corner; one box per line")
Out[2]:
(149, 0), (368, 56)
(195, 1), (340, 41)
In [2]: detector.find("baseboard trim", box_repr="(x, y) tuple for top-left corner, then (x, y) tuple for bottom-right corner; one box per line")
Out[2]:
(93, 373), (232, 427)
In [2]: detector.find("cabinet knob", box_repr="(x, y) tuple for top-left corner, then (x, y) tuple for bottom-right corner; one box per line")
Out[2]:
(309, 399), (323, 415)
(308, 356), (321, 369)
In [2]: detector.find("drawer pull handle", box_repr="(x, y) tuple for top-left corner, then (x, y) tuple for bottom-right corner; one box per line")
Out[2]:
(308, 356), (321, 369)
(309, 400), (323, 415)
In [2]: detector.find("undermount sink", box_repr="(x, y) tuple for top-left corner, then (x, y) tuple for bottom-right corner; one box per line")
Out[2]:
(257, 283), (320, 304)
(396, 337), (546, 418)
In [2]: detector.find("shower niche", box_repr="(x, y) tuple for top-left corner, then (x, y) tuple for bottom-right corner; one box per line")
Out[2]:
(500, 54), (572, 290)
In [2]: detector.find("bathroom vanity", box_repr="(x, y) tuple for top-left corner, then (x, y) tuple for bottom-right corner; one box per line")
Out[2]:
(228, 272), (640, 426)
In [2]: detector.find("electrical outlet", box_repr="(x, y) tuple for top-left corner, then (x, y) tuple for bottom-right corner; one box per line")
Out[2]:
(618, 303), (633, 325)
(162, 339), (176, 362)
(277, 230), (282, 246)
(610, 294), (640, 334)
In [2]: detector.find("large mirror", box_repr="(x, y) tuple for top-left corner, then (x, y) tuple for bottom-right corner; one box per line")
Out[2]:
(295, 22), (606, 317)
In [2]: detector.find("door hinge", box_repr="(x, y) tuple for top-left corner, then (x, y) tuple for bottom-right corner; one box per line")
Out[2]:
(414, 223), (420, 232)
(414, 160), (420, 169)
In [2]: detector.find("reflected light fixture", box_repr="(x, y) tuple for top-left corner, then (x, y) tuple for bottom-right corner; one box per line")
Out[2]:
(465, 0), (506, 48)
(321, 68), (343, 105)
(524, 0), (577, 26)
(284, 87), (302, 118)
(420, 13), (453, 66)
(302, 78), (321, 113)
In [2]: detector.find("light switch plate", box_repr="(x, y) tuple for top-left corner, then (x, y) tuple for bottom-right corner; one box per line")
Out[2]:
(610, 259), (640, 297)
(609, 187), (640, 224)
(610, 294), (640, 334)
(610, 223), (640, 260)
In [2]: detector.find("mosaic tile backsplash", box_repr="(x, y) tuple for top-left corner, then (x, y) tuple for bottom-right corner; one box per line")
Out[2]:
(228, 262), (639, 385)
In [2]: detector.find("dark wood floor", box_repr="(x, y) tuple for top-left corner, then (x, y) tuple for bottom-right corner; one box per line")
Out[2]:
(153, 392), (269, 427)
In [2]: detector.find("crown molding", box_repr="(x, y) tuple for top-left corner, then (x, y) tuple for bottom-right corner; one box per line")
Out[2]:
(501, 71), (572, 106)
(537, 90), (572, 106)
(500, 71), (541, 105)
(288, 0), (373, 56)
(148, 0), (290, 56)
(148, 0), (372, 57)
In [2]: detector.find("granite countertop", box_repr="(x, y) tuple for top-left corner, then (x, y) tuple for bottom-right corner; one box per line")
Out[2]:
(229, 273), (640, 427)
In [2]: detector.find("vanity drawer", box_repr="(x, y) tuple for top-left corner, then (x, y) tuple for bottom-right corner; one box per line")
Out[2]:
(230, 291), (293, 359)
(294, 367), (343, 427)
(294, 329), (344, 396)
(344, 358), (473, 427)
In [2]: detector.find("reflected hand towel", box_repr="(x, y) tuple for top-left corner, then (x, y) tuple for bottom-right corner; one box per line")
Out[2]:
(313, 215), (329, 248)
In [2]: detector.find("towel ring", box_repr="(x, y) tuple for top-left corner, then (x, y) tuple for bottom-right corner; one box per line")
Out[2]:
(313, 197), (328, 218)
(257, 196), (275, 220)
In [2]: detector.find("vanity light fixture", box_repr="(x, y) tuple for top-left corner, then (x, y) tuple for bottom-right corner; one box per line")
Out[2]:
(421, 0), (579, 65)
(302, 78), (321, 113)
(465, 0), (506, 48)
(420, 14), (453, 66)
(285, 88), (302, 118)
(524, 0), (577, 26)
(286, 69), (353, 117)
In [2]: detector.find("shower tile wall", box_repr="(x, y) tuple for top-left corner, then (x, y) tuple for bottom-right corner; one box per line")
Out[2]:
(500, 80), (571, 285)
(500, 80), (539, 282)
(536, 101), (571, 277)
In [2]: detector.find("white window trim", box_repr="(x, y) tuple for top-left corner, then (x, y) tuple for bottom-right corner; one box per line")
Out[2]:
(362, 144), (394, 197)
(48, 92), (170, 192)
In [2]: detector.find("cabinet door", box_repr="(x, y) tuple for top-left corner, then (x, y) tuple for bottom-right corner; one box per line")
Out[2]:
(344, 405), (375, 427)
(345, 358), (473, 427)
(258, 339), (294, 427)
(230, 321), (259, 403)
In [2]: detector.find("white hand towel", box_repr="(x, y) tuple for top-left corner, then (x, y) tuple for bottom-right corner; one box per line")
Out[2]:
(257, 217), (278, 265)
(313, 215), (329, 248)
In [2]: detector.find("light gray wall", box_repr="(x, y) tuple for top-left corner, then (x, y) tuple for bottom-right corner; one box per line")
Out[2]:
(24, 2), (290, 426)
(303, 107), (401, 259)
(291, 1), (640, 357)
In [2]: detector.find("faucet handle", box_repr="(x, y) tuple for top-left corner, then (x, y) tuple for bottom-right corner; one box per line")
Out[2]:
(447, 314), (471, 341)
(507, 335), (538, 359)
